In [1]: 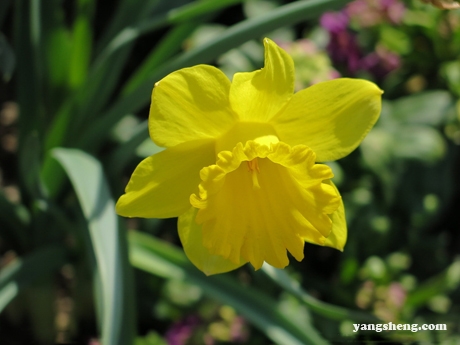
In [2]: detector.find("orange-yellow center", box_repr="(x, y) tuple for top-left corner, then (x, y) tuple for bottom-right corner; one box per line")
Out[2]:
(246, 158), (261, 190)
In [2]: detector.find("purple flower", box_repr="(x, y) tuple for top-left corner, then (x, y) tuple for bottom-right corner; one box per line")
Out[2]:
(330, 31), (363, 74)
(230, 316), (248, 343)
(320, 13), (363, 75)
(165, 315), (201, 345)
(387, 282), (406, 309)
(321, 6), (402, 78)
(362, 44), (401, 78)
(320, 12), (349, 33)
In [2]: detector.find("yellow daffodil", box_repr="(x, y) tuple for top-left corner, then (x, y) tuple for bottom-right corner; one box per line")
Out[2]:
(116, 38), (382, 275)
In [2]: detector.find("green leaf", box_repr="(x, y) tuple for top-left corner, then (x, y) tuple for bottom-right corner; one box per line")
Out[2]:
(19, 132), (48, 201)
(41, 103), (76, 198)
(79, 0), (350, 151)
(14, 0), (45, 155)
(96, 0), (246, 68)
(379, 25), (411, 55)
(68, 0), (94, 89)
(121, 22), (198, 96)
(95, 0), (161, 54)
(71, 0), (164, 136)
(260, 265), (380, 323)
(44, 26), (72, 91)
(135, 331), (167, 345)
(72, 44), (133, 134)
(0, 245), (67, 313)
(0, 32), (15, 82)
(392, 90), (452, 126)
(406, 258), (460, 308)
(78, 1), (198, 130)
(360, 127), (395, 184)
(168, 0), (244, 23)
(244, 0), (280, 18)
(394, 125), (446, 162)
(39, 1), (92, 196)
(441, 61), (460, 97)
(79, 0), (242, 134)
(129, 231), (328, 345)
(136, 0), (349, 81)
(53, 148), (135, 345)
(362, 94), (449, 176)
(403, 9), (436, 29)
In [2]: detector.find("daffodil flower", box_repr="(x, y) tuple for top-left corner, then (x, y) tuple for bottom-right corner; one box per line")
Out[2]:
(116, 38), (382, 275)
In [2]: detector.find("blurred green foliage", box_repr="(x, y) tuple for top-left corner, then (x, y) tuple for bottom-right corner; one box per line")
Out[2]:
(1, 0), (460, 344)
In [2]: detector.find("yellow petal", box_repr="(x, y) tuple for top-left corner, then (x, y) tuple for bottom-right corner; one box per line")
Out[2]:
(322, 181), (347, 251)
(150, 65), (237, 148)
(271, 78), (383, 162)
(116, 139), (215, 218)
(229, 38), (295, 122)
(178, 207), (246, 275)
(190, 141), (340, 270)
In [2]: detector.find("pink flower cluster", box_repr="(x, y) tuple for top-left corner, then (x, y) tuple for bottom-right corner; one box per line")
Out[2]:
(321, 0), (405, 78)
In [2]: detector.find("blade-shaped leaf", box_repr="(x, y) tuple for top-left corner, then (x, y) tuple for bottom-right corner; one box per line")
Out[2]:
(95, 0), (246, 68)
(0, 32), (15, 82)
(53, 148), (135, 345)
(19, 132), (48, 201)
(406, 258), (460, 308)
(68, 0), (94, 89)
(95, 0), (161, 54)
(14, 0), (45, 162)
(121, 21), (198, 96)
(392, 90), (452, 126)
(77, 0), (188, 131)
(260, 265), (380, 323)
(75, 0), (238, 136)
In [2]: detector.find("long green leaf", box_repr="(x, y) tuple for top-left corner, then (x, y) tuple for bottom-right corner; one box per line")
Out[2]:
(168, 0), (244, 22)
(0, 245), (67, 313)
(0, 33), (15, 81)
(14, 0), (45, 174)
(121, 21), (199, 96)
(95, 0), (246, 68)
(53, 148), (135, 345)
(19, 132), (48, 201)
(78, 0), (350, 151)
(75, 2), (207, 136)
(129, 231), (328, 345)
(63, 1), (162, 142)
(68, 0), (94, 89)
(95, 0), (161, 54)
(79, 0), (236, 132)
(72, 45), (133, 132)
(261, 265), (380, 323)
(40, 0), (73, 115)
(406, 258), (460, 308)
